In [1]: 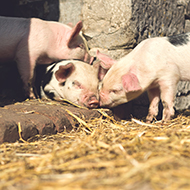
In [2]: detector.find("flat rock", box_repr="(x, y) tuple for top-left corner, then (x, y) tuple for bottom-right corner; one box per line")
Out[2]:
(0, 99), (101, 143)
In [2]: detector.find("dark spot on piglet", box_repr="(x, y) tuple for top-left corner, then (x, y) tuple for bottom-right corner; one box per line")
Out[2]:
(44, 91), (55, 100)
(34, 64), (54, 98)
(167, 33), (189, 46)
(59, 81), (66, 86)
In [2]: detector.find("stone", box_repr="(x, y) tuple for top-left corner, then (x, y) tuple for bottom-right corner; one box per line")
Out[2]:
(0, 100), (101, 143)
(82, 0), (187, 51)
(82, 0), (135, 51)
(59, 0), (83, 25)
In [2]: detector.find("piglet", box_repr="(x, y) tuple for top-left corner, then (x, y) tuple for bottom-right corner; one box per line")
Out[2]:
(98, 33), (190, 122)
(0, 16), (93, 96)
(40, 60), (100, 108)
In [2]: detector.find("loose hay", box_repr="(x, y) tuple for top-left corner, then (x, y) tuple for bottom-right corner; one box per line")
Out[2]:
(1, 108), (190, 190)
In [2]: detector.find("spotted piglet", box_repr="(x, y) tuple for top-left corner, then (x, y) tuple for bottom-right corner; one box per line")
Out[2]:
(40, 60), (100, 109)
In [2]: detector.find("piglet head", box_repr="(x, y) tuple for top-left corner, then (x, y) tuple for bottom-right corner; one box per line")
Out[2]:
(97, 51), (142, 108)
(99, 70), (142, 107)
(55, 61), (99, 108)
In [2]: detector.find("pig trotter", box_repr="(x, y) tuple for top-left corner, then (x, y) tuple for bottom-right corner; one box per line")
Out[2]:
(162, 101), (175, 121)
(146, 88), (160, 123)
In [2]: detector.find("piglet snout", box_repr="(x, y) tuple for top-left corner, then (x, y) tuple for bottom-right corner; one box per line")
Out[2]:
(86, 95), (99, 109)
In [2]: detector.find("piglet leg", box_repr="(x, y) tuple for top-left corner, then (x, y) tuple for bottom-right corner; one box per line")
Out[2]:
(159, 82), (176, 121)
(146, 87), (160, 123)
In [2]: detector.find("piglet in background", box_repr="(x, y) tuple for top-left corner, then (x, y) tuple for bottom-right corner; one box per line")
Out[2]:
(98, 33), (190, 122)
(39, 60), (100, 109)
(0, 16), (93, 97)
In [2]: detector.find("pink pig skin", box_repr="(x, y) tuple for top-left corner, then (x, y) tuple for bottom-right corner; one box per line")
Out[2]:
(98, 33), (190, 122)
(0, 16), (92, 96)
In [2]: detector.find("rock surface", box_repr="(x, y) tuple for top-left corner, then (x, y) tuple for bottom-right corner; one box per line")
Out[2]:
(82, 0), (188, 58)
(0, 100), (101, 143)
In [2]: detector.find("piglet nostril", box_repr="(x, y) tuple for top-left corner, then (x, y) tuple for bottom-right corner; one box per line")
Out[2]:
(89, 102), (99, 108)
(87, 95), (99, 109)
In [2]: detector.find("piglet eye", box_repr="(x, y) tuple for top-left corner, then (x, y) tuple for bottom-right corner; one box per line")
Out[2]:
(109, 89), (122, 94)
(112, 90), (118, 93)
(109, 90), (117, 94)
(72, 80), (82, 89)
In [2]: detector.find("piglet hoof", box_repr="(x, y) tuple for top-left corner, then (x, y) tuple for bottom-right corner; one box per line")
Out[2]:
(155, 120), (165, 124)
(146, 114), (154, 123)
(24, 86), (38, 99)
(162, 113), (174, 122)
(146, 120), (151, 124)
(29, 91), (36, 99)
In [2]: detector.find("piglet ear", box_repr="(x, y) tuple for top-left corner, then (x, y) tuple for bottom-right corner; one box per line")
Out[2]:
(55, 62), (75, 83)
(92, 61), (110, 81)
(67, 21), (83, 46)
(96, 50), (116, 69)
(122, 73), (142, 92)
(96, 50), (116, 80)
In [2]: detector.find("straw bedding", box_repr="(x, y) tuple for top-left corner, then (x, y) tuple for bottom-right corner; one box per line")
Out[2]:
(1, 104), (190, 190)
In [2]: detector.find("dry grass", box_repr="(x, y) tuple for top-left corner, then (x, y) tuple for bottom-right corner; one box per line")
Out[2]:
(1, 109), (190, 190)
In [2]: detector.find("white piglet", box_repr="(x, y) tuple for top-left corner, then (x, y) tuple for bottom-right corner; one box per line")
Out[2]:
(0, 16), (93, 96)
(40, 60), (100, 109)
(98, 33), (190, 122)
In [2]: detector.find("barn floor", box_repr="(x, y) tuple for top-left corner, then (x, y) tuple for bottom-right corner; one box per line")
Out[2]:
(0, 99), (190, 190)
